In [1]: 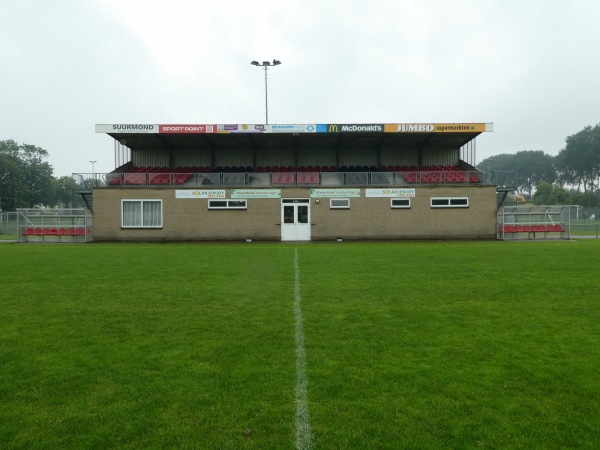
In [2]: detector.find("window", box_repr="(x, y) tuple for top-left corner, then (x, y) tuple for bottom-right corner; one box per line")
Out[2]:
(208, 199), (247, 210)
(122, 200), (162, 228)
(391, 198), (411, 208)
(430, 197), (469, 208)
(330, 198), (350, 209)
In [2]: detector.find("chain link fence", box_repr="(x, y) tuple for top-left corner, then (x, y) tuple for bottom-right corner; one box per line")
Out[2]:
(0, 212), (18, 238)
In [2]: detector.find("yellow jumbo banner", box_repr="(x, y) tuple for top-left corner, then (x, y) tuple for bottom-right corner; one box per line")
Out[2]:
(384, 123), (492, 133)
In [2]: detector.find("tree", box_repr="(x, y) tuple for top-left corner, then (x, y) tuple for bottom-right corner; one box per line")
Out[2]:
(477, 150), (556, 197)
(0, 140), (55, 208)
(52, 176), (83, 207)
(532, 181), (572, 205)
(554, 123), (600, 192)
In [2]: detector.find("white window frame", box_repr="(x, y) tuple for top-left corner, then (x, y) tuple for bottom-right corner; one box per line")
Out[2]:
(121, 199), (163, 228)
(208, 199), (248, 210)
(391, 198), (411, 209)
(430, 197), (469, 208)
(330, 198), (350, 209)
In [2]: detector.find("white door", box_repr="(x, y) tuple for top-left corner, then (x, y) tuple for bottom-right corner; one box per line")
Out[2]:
(281, 199), (311, 241)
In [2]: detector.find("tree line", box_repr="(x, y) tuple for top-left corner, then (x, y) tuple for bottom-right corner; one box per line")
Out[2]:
(0, 140), (81, 211)
(477, 123), (600, 206)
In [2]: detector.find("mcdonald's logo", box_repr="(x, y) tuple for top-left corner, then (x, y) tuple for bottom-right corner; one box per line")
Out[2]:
(328, 124), (339, 132)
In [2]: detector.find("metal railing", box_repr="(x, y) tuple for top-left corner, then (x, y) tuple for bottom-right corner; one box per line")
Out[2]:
(76, 170), (490, 188)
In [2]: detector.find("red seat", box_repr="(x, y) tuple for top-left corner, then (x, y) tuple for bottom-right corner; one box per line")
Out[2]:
(23, 228), (34, 235)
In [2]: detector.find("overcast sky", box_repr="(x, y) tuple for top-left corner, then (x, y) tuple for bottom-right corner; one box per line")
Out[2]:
(1, 0), (599, 176)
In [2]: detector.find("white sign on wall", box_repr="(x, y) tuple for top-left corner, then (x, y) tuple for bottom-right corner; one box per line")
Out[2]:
(365, 188), (415, 198)
(175, 190), (226, 199)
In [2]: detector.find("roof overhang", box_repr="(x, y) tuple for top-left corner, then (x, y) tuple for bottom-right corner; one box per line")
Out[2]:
(95, 123), (493, 152)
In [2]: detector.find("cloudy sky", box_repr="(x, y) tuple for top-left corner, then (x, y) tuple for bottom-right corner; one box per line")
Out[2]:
(1, 0), (599, 176)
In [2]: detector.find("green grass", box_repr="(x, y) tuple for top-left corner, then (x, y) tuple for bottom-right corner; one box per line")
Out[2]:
(1, 241), (599, 448)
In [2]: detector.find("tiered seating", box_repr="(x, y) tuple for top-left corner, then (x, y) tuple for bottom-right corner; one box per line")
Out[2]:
(338, 165), (374, 172)
(215, 166), (253, 173)
(272, 172), (296, 185)
(106, 164), (481, 187)
(380, 164), (481, 185)
(256, 165), (337, 173)
(297, 172), (319, 185)
(110, 166), (214, 186)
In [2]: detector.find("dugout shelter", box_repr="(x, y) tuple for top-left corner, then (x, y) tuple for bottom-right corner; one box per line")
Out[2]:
(87, 122), (499, 242)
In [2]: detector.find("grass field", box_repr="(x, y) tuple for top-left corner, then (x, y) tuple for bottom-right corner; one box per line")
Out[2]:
(1, 240), (599, 449)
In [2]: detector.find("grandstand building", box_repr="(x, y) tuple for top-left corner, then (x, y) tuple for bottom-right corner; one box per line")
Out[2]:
(87, 122), (499, 242)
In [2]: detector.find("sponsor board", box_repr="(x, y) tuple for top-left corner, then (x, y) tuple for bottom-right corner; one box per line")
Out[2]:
(325, 124), (384, 132)
(310, 188), (361, 198)
(159, 124), (217, 133)
(230, 189), (281, 199)
(269, 124), (317, 133)
(387, 123), (490, 133)
(95, 124), (158, 133)
(217, 124), (266, 133)
(175, 190), (226, 199)
(365, 188), (415, 198)
(96, 122), (493, 135)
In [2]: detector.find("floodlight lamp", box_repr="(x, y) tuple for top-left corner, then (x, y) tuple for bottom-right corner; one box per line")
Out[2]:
(262, 61), (271, 66)
(251, 61), (260, 66)
(273, 59), (281, 65)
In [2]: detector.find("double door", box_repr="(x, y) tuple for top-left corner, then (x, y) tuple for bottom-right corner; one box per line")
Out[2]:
(281, 199), (311, 241)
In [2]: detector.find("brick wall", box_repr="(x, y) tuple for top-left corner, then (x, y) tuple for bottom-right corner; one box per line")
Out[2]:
(92, 186), (497, 241)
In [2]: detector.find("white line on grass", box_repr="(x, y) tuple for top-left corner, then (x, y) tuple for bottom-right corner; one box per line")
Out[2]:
(294, 247), (313, 450)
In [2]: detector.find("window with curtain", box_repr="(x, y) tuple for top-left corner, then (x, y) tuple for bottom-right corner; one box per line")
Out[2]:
(122, 200), (162, 227)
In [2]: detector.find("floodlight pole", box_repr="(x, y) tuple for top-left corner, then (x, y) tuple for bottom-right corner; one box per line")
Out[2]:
(250, 59), (282, 124)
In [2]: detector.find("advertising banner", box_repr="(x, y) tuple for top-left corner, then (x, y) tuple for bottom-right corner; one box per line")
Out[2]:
(230, 189), (281, 199)
(217, 124), (267, 133)
(385, 123), (491, 133)
(325, 124), (384, 133)
(310, 188), (361, 198)
(159, 124), (217, 133)
(175, 190), (226, 199)
(268, 124), (317, 133)
(365, 188), (415, 198)
(95, 124), (158, 133)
